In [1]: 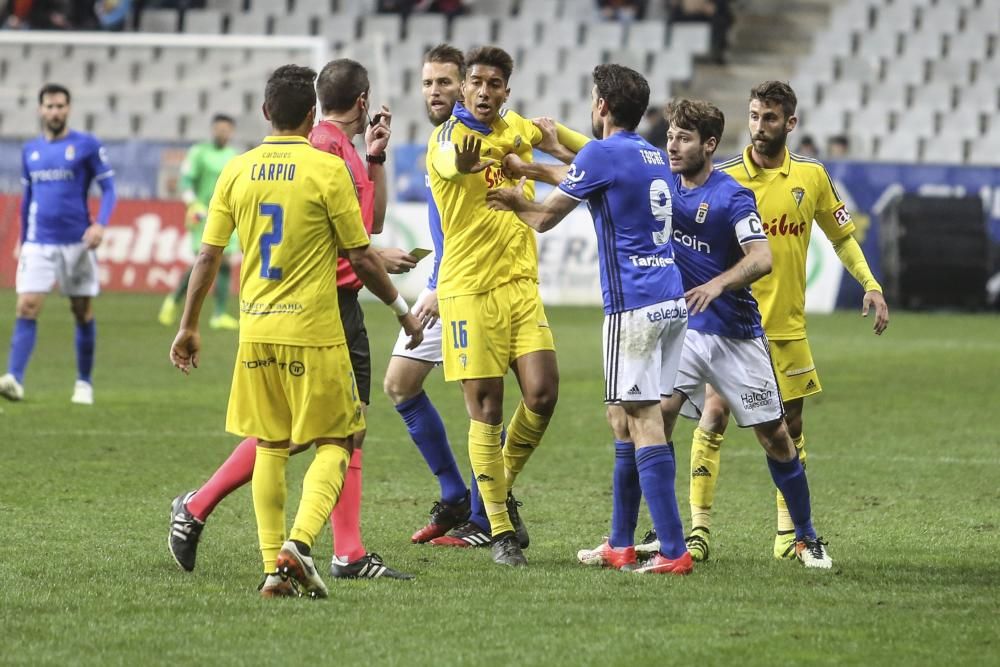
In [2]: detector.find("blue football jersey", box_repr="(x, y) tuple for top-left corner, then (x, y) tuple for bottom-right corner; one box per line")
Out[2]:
(670, 169), (767, 339)
(21, 130), (114, 244)
(425, 173), (444, 290)
(557, 131), (684, 314)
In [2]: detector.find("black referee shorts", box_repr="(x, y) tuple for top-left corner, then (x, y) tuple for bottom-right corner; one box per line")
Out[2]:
(337, 288), (371, 405)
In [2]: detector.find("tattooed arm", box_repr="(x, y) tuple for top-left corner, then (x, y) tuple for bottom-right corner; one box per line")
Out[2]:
(684, 239), (772, 316)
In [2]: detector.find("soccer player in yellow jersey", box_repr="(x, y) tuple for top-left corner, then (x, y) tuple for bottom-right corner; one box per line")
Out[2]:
(169, 65), (422, 598)
(426, 46), (589, 566)
(672, 81), (890, 562)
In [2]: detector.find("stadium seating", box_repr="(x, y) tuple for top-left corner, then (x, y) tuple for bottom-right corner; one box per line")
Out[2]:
(795, 0), (999, 163)
(1, 0), (993, 166)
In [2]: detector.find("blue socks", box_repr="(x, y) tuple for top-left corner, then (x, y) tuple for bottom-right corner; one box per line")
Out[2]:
(75, 319), (96, 383)
(8, 317), (37, 384)
(468, 469), (488, 532)
(610, 440), (641, 548)
(396, 391), (466, 504)
(635, 443), (686, 559)
(766, 455), (815, 540)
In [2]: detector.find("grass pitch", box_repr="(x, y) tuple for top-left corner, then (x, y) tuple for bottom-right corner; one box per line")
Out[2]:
(1, 291), (997, 666)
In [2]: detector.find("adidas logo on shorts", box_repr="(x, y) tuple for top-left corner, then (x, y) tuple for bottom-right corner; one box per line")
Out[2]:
(627, 385), (642, 396)
(805, 379), (817, 390)
(692, 465), (712, 478)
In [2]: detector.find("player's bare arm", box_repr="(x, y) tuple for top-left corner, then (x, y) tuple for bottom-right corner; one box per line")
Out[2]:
(366, 104), (391, 234)
(486, 176), (577, 232)
(170, 242), (225, 373)
(685, 240), (772, 316)
(375, 247), (418, 274)
(532, 117), (577, 164)
(502, 152), (570, 185)
(82, 223), (105, 249)
(455, 135), (496, 174)
(345, 244), (424, 350)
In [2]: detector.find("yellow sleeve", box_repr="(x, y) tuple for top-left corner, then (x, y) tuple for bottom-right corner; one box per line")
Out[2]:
(814, 165), (855, 241)
(202, 162), (235, 247)
(832, 235), (882, 293)
(326, 161), (369, 250)
(428, 123), (462, 181)
(555, 123), (591, 153)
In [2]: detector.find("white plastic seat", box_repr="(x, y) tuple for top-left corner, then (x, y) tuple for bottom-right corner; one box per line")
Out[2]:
(837, 55), (881, 84)
(228, 10), (270, 35)
(627, 20), (667, 50)
(1, 108), (41, 139)
(584, 21), (625, 50)
(405, 14), (447, 45)
(90, 111), (134, 141)
(141, 8), (180, 32)
(184, 8), (224, 34)
(670, 23), (710, 55)
(822, 80), (865, 109)
(137, 111), (182, 141)
(449, 16), (494, 50)
(929, 58), (972, 86)
(272, 12), (316, 36)
(910, 81), (954, 111)
(874, 133), (920, 162)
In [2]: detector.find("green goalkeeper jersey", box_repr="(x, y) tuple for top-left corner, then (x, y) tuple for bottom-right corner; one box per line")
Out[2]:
(180, 141), (237, 207)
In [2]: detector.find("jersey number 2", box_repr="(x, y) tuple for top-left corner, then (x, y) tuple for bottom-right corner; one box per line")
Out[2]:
(649, 179), (672, 245)
(259, 203), (284, 280)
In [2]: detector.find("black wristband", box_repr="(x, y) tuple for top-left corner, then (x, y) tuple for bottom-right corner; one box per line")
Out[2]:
(366, 153), (386, 164)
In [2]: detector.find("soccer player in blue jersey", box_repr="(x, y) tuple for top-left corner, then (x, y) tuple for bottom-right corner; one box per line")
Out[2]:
(382, 44), (495, 546)
(0, 84), (116, 405)
(656, 99), (832, 568)
(488, 64), (694, 575)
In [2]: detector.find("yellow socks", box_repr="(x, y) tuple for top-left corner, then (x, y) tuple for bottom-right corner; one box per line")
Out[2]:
(689, 427), (724, 532)
(252, 446), (289, 573)
(289, 444), (351, 550)
(503, 401), (550, 492)
(469, 419), (513, 535)
(776, 434), (807, 532)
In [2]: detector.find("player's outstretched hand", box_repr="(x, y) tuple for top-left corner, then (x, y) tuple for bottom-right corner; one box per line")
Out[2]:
(365, 104), (392, 156)
(414, 289), (440, 329)
(170, 329), (200, 375)
(532, 117), (561, 154)
(380, 247), (418, 274)
(862, 289), (889, 335)
(685, 280), (724, 316)
(399, 312), (424, 350)
(502, 152), (528, 179)
(455, 135), (496, 174)
(82, 223), (104, 249)
(486, 177), (527, 212)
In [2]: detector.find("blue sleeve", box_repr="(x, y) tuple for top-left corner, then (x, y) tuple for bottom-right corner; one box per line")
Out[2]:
(557, 141), (613, 200)
(88, 139), (116, 226)
(426, 185), (444, 290)
(20, 148), (30, 243)
(729, 186), (766, 242)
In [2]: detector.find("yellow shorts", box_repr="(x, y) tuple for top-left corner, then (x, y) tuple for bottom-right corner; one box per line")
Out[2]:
(440, 278), (555, 381)
(768, 338), (822, 401)
(226, 342), (365, 444)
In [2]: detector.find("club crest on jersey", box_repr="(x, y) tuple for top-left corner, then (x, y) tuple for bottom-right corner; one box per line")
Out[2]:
(30, 151), (40, 161)
(696, 202), (709, 224)
(513, 135), (522, 150)
(459, 353), (468, 369)
(791, 187), (805, 208)
(562, 164), (586, 188)
(64, 145), (75, 161)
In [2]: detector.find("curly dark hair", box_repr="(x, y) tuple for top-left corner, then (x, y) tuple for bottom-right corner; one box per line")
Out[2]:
(465, 45), (513, 82)
(666, 98), (726, 148)
(264, 64), (317, 130)
(592, 63), (649, 131)
(750, 80), (797, 119)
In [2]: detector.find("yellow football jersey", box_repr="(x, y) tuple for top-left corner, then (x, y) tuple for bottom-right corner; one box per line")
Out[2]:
(204, 135), (370, 347)
(427, 107), (543, 298)
(718, 146), (856, 340)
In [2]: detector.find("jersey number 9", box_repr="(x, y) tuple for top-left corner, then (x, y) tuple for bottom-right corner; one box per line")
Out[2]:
(649, 179), (672, 246)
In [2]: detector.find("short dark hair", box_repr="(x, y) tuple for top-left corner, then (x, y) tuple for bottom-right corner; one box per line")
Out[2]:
(264, 65), (317, 130)
(316, 58), (369, 113)
(666, 98), (726, 148)
(465, 46), (513, 82)
(211, 113), (235, 125)
(592, 63), (649, 131)
(829, 134), (850, 147)
(39, 83), (71, 105)
(425, 43), (465, 79)
(750, 80), (797, 119)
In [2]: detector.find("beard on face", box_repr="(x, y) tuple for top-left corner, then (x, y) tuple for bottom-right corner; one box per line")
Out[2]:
(678, 151), (707, 178)
(752, 130), (786, 157)
(591, 112), (602, 140)
(45, 118), (66, 134)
